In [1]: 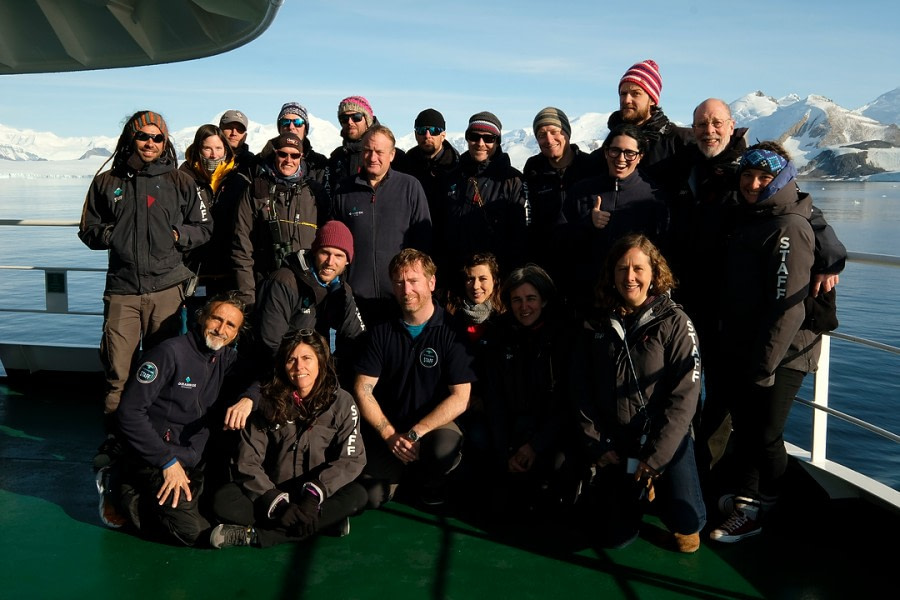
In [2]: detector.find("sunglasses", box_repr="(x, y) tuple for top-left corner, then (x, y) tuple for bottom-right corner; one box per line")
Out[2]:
(605, 147), (640, 161)
(465, 132), (498, 144)
(133, 131), (165, 143)
(415, 126), (444, 136)
(276, 150), (302, 160)
(338, 112), (365, 124)
(279, 118), (306, 128)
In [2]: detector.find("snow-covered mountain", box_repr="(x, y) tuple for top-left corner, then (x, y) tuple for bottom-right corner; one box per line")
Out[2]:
(3, 90), (900, 180)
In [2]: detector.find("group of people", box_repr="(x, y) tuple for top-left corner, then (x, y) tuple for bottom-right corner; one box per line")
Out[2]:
(78, 57), (846, 554)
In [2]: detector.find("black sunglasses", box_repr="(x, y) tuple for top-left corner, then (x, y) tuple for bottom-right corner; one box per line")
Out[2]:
(133, 131), (165, 143)
(276, 150), (302, 160)
(279, 117), (306, 128)
(338, 112), (365, 124)
(465, 132), (497, 144)
(415, 126), (444, 136)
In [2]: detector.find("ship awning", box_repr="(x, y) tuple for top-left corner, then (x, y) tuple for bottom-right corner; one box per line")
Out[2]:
(0, 0), (283, 75)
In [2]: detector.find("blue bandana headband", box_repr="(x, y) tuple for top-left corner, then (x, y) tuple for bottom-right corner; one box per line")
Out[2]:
(739, 149), (788, 176)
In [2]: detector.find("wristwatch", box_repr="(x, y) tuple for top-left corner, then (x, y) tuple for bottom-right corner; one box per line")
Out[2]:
(406, 429), (419, 442)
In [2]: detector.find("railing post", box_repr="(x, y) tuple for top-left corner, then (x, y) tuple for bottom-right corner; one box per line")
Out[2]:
(45, 269), (69, 313)
(810, 335), (831, 463)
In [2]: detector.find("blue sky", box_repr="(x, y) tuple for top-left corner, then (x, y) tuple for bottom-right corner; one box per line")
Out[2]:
(2, 0), (899, 138)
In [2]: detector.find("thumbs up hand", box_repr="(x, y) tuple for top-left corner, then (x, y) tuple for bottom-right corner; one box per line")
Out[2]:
(591, 195), (611, 229)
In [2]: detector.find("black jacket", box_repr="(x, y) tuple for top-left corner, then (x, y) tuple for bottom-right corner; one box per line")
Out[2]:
(440, 150), (530, 277)
(79, 155), (212, 295)
(232, 162), (331, 305)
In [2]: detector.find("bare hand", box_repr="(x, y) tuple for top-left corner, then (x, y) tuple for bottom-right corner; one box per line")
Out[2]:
(157, 461), (191, 508)
(591, 196), (611, 229)
(224, 397), (253, 430)
(811, 273), (839, 297)
(388, 432), (418, 464)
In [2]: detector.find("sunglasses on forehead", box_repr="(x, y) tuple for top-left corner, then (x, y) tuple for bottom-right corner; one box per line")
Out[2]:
(338, 112), (365, 124)
(279, 117), (306, 128)
(276, 150), (302, 160)
(133, 131), (165, 143)
(465, 131), (498, 144)
(415, 126), (444, 136)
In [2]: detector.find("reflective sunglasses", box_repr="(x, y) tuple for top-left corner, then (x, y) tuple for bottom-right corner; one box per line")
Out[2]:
(133, 131), (165, 143)
(276, 150), (302, 160)
(338, 112), (365, 124)
(465, 131), (498, 144)
(415, 126), (445, 136)
(279, 117), (306, 128)
(605, 147), (640, 161)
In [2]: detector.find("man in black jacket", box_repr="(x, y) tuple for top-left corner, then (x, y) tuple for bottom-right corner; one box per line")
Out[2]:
(252, 220), (365, 386)
(106, 293), (254, 545)
(79, 110), (212, 419)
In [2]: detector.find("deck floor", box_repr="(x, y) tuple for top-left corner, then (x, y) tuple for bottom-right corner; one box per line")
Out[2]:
(1, 373), (894, 599)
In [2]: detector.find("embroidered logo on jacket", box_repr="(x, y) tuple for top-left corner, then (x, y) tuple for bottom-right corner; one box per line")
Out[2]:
(419, 348), (439, 368)
(137, 362), (158, 383)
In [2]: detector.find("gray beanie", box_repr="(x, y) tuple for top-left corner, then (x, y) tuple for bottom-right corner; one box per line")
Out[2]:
(533, 107), (571, 138)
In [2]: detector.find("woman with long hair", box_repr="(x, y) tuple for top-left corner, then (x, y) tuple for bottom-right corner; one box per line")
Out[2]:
(572, 233), (704, 553)
(209, 329), (367, 548)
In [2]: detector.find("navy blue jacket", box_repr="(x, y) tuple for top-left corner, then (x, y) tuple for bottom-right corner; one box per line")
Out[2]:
(118, 331), (254, 469)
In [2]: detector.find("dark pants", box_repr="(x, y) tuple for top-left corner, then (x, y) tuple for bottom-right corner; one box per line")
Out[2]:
(119, 457), (208, 546)
(359, 421), (463, 509)
(728, 367), (806, 500)
(583, 435), (706, 543)
(211, 480), (368, 548)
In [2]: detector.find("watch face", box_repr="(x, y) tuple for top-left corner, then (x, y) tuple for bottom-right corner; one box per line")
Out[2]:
(407, 430), (419, 442)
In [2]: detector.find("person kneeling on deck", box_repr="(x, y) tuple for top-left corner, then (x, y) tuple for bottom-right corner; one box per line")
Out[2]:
(354, 249), (476, 508)
(209, 330), (368, 548)
(100, 293), (255, 545)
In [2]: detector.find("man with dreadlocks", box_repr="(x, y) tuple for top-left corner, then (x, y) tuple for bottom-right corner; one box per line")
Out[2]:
(79, 110), (212, 424)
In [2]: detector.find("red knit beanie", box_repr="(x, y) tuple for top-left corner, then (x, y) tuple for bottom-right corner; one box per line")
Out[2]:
(619, 59), (662, 106)
(312, 220), (354, 263)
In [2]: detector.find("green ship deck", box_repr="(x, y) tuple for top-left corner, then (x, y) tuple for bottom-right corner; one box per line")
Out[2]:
(1, 373), (894, 600)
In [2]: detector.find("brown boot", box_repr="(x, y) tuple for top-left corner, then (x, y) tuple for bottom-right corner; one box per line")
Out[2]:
(673, 532), (700, 553)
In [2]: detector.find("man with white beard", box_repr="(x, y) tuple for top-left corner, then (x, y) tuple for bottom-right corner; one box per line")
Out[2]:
(101, 292), (257, 546)
(675, 99), (847, 495)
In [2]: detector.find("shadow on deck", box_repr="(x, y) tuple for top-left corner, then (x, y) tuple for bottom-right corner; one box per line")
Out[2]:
(1, 373), (894, 600)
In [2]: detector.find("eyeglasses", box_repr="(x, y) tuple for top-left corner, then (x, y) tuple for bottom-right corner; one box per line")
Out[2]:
(339, 112), (365, 124)
(415, 126), (445, 136)
(279, 118), (306, 128)
(133, 131), (165, 143)
(605, 147), (640, 161)
(692, 119), (732, 130)
(276, 150), (302, 160)
(465, 132), (498, 144)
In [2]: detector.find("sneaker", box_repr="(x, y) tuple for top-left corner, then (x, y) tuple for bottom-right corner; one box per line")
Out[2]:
(210, 524), (259, 549)
(710, 499), (761, 543)
(92, 434), (123, 472)
(95, 467), (126, 529)
(337, 517), (350, 537)
(420, 484), (446, 507)
(718, 493), (775, 517)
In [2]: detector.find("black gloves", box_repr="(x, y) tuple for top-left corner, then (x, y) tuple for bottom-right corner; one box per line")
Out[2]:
(275, 489), (320, 538)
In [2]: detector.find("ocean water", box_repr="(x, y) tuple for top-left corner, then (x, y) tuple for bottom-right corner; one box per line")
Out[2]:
(1, 177), (899, 489)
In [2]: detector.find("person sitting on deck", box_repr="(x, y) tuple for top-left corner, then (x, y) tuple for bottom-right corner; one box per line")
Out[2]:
(209, 329), (368, 548)
(100, 292), (255, 546)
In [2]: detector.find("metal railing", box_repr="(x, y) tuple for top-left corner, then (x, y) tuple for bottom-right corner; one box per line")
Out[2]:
(1, 220), (899, 502)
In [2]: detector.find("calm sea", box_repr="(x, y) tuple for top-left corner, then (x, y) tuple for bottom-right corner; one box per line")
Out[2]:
(1, 177), (898, 489)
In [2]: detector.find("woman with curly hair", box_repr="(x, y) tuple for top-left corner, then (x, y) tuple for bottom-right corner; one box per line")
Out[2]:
(571, 233), (704, 553)
(209, 329), (367, 548)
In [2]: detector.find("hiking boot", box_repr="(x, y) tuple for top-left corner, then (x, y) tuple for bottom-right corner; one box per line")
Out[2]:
(673, 532), (701, 553)
(95, 467), (126, 529)
(92, 434), (124, 472)
(710, 497), (761, 543)
(210, 524), (259, 549)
